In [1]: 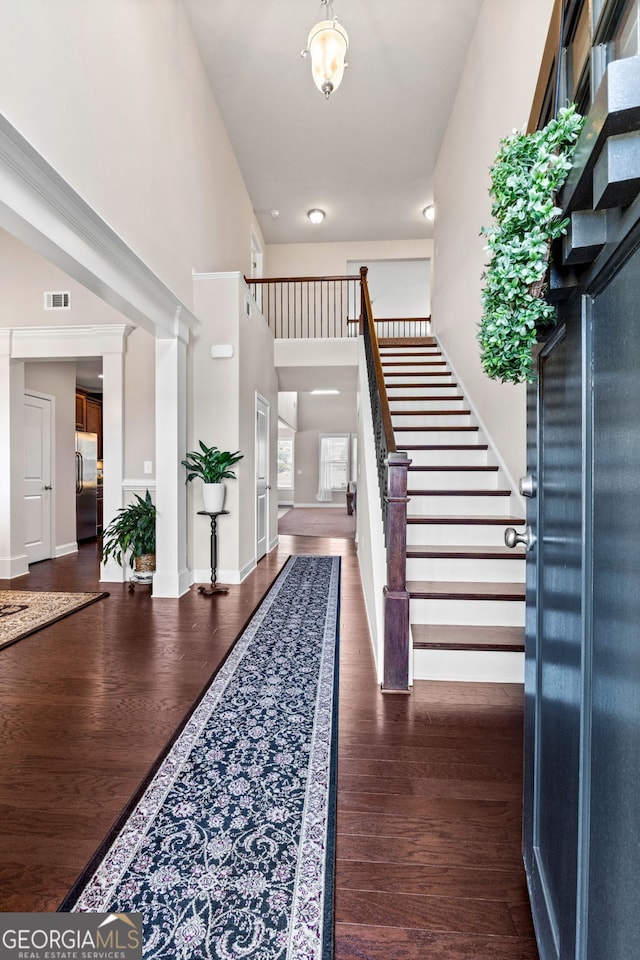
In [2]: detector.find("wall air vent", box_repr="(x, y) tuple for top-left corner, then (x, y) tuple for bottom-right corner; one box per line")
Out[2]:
(44, 291), (71, 310)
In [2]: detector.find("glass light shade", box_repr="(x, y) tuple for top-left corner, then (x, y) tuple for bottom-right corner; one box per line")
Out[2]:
(307, 208), (325, 224)
(307, 19), (349, 98)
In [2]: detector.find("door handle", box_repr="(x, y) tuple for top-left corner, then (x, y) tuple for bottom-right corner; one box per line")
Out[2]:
(505, 526), (536, 551)
(43, 484), (53, 490)
(519, 475), (536, 498)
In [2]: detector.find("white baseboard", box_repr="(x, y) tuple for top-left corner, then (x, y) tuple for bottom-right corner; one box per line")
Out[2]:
(0, 553), (29, 579)
(152, 567), (191, 598)
(55, 542), (77, 558)
(268, 535), (279, 552)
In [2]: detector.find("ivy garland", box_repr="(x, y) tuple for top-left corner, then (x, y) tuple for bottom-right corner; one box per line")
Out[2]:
(478, 105), (585, 384)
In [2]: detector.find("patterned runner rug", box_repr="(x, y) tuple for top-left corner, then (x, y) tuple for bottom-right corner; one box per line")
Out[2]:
(0, 590), (109, 653)
(61, 555), (341, 960)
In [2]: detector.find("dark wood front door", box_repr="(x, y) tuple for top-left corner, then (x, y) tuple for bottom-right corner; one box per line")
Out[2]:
(524, 53), (640, 960)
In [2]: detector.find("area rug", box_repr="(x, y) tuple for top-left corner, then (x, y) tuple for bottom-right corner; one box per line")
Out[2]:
(0, 590), (109, 652)
(278, 508), (355, 540)
(61, 554), (341, 960)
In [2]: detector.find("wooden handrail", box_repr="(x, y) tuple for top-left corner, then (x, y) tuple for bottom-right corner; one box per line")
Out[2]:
(360, 267), (396, 457)
(359, 267), (411, 692)
(246, 274), (359, 284)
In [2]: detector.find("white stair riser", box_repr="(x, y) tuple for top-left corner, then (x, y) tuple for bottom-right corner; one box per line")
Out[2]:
(405, 448), (489, 467)
(389, 398), (466, 411)
(407, 471), (499, 490)
(407, 523), (515, 546)
(410, 597), (525, 626)
(383, 365), (448, 375)
(387, 385), (460, 398)
(412, 648), (524, 683)
(393, 415), (474, 429)
(407, 494), (512, 515)
(385, 376), (455, 387)
(380, 348), (436, 356)
(395, 429), (482, 445)
(406, 555), (525, 582)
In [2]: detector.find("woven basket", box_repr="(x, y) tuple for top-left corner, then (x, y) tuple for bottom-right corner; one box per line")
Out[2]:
(134, 554), (156, 573)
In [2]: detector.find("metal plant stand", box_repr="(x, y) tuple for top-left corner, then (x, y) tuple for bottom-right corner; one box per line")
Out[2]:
(197, 510), (229, 595)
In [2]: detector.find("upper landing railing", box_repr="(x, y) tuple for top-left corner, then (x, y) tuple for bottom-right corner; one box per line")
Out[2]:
(245, 274), (430, 341)
(247, 268), (412, 691)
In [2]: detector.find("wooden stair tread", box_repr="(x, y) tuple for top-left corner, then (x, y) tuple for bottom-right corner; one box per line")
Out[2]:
(395, 425), (479, 432)
(407, 544), (524, 559)
(407, 514), (524, 525)
(385, 371), (454, 378)
(392, 409), (471, 416)
(407, 488), (511, 497)
(401, 444), (488, 450)
(412, 624), (525, 652)
(408, 465), (499, 472)
(407, 580), (525, 601)
(389, 394), (464, 401)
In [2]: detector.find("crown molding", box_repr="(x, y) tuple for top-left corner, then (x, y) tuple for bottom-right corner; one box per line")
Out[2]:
(0, 113), (198, 341)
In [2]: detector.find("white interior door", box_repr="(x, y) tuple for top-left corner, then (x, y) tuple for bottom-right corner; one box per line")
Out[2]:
(24, 393), (53, 563)
(256, 394), (269, 561)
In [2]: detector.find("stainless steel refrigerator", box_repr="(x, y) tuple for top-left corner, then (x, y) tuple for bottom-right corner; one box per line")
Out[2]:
(75, 431), (98, 541)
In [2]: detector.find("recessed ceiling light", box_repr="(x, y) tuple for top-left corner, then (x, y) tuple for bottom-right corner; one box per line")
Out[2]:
(307, 208), (325, 224)
(423, 204), (435, 222)
(270, 209), (280, 219)
(311, 388), (339, 395)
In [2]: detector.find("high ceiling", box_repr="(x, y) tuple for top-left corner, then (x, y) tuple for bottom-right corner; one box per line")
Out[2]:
(182, 0), (484, 246)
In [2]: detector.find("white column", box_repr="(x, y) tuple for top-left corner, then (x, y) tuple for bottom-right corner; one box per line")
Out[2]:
(152, 329), (189, 597)
(0, 334), (28, 578)
(100, 347), (126, 582)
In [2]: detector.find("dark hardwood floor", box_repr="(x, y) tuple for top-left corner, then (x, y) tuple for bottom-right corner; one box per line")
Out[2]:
(0, 535), (537, 959)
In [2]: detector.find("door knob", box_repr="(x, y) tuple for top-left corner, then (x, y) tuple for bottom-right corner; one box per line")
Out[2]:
(519, 475), (536, 498)
(505, 526), (536, 551)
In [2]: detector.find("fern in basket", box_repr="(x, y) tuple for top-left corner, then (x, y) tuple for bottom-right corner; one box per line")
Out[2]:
(479, 105), (584, 384)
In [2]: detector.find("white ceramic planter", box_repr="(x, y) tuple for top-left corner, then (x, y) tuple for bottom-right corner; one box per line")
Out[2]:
(202, 482), (226, 514)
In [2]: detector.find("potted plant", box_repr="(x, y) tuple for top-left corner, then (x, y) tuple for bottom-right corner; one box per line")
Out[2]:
(102, 490), (157, 581)
(181, 441), (243, 513)
(478, 104), (584, 384)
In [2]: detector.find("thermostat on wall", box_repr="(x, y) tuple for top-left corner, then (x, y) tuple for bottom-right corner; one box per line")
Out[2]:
(210, 344), (234, 359)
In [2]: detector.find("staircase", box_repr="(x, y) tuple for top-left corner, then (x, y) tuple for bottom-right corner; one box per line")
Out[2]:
(379, 333), (526, 683)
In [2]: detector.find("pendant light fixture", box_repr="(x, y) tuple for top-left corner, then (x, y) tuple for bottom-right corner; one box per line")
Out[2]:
(302, 1), (349, 99)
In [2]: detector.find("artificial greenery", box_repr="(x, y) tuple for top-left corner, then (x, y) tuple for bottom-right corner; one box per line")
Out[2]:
(181, 441), (243, 484)
(102, 490), (156, 568)
(478, 104), (585, 384)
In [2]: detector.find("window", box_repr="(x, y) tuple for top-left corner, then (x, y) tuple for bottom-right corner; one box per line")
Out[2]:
(317, 434), (349, 501)
(277, 438), (294, 489)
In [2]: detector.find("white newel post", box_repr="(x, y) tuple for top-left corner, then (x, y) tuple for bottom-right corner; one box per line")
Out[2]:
(153, 324), (189, 597)
(0, 334), (28, 579)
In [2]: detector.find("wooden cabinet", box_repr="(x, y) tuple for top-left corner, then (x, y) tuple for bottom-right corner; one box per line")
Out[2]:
(76, 392), (103, 458)
(75, 393), (86, 430)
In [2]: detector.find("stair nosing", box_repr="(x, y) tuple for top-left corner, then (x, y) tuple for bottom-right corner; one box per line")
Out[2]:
(407, 580), (525, 601)
(411, 623), (525, 653)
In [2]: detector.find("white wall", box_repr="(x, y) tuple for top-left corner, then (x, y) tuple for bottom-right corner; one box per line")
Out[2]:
(293, 392), (358, 506)
(278, 392), (298, 431)
(346, 258), (431, 318)
(0, 0), (265, 306)
(0, 230), (156, 483)
(266, 239), (433, 279)
(192, 274), (278, 582)
(432, 0), (554, 486)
